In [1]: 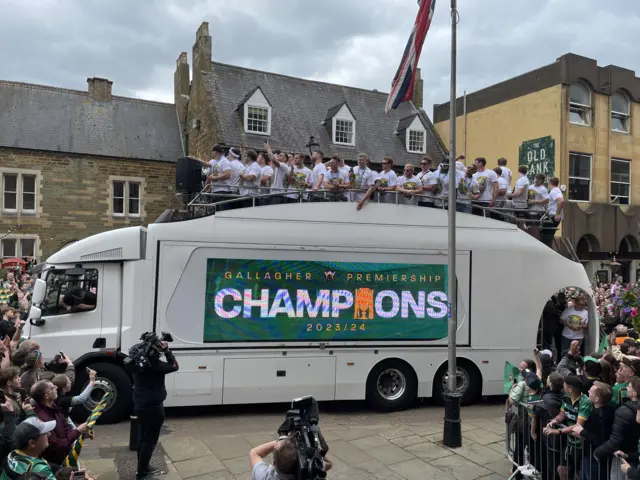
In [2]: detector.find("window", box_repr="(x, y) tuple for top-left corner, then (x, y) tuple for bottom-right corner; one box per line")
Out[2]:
(111, 180), (141, 217)
(569, 83), (592, 126)
(246, 106), (269, 134)
(611, 158), (631, 204)
(568, 153), (592, 202)
(611, 91), (631, 133)
(0, 237), (38, 258)
(407, 130), (426, 153)
(1, 171), (38, 214)
(41, 268), (98, 316)
(334, 119), (355, 145)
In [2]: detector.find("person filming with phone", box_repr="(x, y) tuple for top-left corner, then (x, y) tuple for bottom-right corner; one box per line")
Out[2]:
(127, 332), (178, 480)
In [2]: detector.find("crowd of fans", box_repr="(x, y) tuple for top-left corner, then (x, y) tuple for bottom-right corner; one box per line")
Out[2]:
(188, 144), (565, 246)
(511, 280), (640, 480)
(0, 264), (96, 480)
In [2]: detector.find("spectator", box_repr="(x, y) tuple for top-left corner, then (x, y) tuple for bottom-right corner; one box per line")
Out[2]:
(21, 353), (74, 400)
(0, 417), (57, 479)
(611, 358), (639, 407)
(31, 380), (90, 466)
(573, 381), (614, 480)
(51, 369), (96, 428)
(0, 367), (26, 419)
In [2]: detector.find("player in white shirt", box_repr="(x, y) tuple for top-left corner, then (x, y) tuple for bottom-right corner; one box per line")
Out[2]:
(396, 164), (423, 206)
(540, 177), (564, 247)
(497, 158), (512, 187)
(506, 165), (530, 210)
(493, 167), (509, 207)
(264, 144), (293, 204)
(416, 156), (434, 207)
(287, 153), (312, 202)
(227, 147), (244, 194)
(457, 164), (481, 213)
(472, 157), (499, 209)
(527, 173), (549, 214)
(310, 150), (327, 202)
(256, 152), (274, 207)
(428, 162), (465, 208)
(238, 150), (263, 200)
(323, 156), (351, 201)
(377, 156), (398, 204)
(350, 153), (377, 203)
(188, 144), (233, 210)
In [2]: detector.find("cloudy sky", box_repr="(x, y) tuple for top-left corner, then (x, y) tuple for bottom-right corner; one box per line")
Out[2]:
(1, 0), (638, 114)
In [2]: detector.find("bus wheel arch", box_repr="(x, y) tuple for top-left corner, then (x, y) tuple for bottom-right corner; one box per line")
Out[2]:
(71, 357), (132, 425)
(432, 358), (482, 406)
(366, 358), (418, 412)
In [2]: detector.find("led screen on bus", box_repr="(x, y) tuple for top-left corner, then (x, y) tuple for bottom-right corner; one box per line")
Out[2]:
(204, 258), (449, 342)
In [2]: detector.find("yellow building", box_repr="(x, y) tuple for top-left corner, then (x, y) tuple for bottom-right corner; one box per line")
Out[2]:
(434, 53), (640, 283)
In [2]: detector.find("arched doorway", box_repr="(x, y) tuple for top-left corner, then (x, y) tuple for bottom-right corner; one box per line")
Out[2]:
(618, 235), (640, 282)
(575, 234), (600, 260)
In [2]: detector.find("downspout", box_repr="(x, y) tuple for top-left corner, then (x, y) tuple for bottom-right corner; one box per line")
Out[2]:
(463, 90), (467, 157)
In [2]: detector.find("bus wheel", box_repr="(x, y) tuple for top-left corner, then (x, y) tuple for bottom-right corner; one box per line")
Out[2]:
(72, 362), (132, 425)
(366, 359), (417, 412)
(433, 360), (481, 406)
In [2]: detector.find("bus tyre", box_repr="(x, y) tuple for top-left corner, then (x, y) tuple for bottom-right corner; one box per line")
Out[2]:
(366, 360), (417, 412)
(433, 361), (481, 406)
(71, 362), (132, 425)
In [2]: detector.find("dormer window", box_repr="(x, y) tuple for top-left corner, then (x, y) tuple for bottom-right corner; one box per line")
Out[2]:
(323, 103), (356, 146)
(396, 114), (427, 154)
(237, 87), (272, 136)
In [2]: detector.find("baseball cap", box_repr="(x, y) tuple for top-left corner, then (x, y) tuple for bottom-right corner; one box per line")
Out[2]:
(622, 357), (640, 376)
(524, 372), (542, 391)
(13, 417), (56, 449)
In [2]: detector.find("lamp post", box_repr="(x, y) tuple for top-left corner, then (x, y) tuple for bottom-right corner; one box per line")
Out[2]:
(305, 136), (320, 159)
(442, 0), (462, 449)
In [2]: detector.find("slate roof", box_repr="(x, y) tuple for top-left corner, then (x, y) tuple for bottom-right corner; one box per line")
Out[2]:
(0, 81), (184, 162)
(204, 62), (447, 165)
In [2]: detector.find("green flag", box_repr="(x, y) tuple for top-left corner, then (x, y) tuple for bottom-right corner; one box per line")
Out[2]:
(504, 361), (520, 394)
(598, 335), (608, 354)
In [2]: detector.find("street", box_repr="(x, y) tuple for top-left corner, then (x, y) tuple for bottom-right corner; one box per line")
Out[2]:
(81, 399), (509, 480)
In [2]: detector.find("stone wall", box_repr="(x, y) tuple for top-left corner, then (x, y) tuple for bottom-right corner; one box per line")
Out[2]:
(0, 148), (177, 259)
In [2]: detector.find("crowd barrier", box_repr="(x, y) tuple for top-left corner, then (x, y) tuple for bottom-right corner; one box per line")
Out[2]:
(506, 401), (627, 480)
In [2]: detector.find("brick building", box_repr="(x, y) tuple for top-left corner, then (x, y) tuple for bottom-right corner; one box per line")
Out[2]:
(0, 78), (184, 259)
(175, 22), (447, 168)
(433, 53), (640, 283)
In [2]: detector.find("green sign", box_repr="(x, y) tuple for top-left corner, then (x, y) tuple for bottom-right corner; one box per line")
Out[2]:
(518, 136), (555, 183)
(204, 258), (448, 342)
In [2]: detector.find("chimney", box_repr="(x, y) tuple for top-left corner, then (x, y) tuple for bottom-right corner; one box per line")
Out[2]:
(412, 68), (424, 109)
(174, 52), (190, 121)
(192, 22), (212, 75)
(87, 77), (113, 102)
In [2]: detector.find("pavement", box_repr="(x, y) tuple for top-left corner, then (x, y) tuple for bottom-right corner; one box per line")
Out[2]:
(80, 400), (509, 480)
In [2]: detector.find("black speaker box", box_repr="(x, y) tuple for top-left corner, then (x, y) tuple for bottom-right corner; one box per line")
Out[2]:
(176, 157), (204, 194)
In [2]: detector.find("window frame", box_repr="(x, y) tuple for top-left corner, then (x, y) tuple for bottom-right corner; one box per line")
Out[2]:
(610, 157), (631, 205)
(407, 129), (426, 154)
(611, 91), (631, 134)
(244, 104), (271, 136)
(568, 152), (592, 203)
(333, 118), (356, 146)
(109, 178), (143, 218)
(0, 169), (40, 215)
(0, 234), (39, 258)
(569, 83), (592, 127)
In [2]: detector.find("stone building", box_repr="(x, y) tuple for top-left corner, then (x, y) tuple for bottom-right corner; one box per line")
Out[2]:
(0, 78), (184, 259)
(433, 53), (640, 283)
(175, 22), (447, 169)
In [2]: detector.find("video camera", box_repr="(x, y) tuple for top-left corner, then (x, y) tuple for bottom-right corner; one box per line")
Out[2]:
(277, 396), (327, 480)
(124, 331), (173, 372)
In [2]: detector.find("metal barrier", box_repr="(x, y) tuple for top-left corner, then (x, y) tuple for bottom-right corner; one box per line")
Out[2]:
(506, 401), (627, 480)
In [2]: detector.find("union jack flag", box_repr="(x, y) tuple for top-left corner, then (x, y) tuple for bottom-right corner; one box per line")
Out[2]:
(385, 0), (437, 115)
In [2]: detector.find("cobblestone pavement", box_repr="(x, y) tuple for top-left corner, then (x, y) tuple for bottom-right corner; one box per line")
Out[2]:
(80, 399), (508, 480)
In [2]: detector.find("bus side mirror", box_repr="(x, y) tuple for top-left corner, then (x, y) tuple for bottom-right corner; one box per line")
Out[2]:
(28, 306), (45, 327)
(31, 279), (47, 305)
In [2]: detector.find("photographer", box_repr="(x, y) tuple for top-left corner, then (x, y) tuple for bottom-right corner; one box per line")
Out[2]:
(130, 337), (178, 479)
(20, 352), (75, 396)
(250, 437), (333, 480)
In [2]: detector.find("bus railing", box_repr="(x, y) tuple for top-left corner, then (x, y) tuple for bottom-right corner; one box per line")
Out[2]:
(507, 401), (624, 480)
(183, 184), (556, 228)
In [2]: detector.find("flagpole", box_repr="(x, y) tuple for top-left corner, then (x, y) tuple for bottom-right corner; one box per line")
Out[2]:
(442, 0), (462, 449)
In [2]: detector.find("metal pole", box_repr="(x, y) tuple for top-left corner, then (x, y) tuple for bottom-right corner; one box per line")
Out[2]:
(442, 0), (462, 449)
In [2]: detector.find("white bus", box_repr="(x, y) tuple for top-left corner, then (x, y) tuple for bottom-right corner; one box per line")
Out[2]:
(26, 202), (596, 423)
